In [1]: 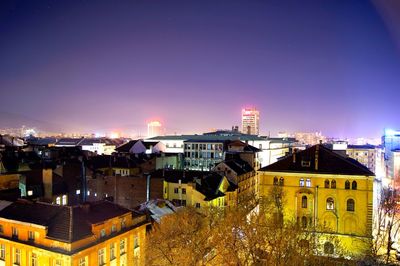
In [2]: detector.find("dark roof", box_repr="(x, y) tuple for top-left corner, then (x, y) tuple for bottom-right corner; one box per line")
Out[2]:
(0, 200), (133, 243)
(78, 138), (115, 146)
(147, 134), (266, 141)
(184, 139), (225, 143)
(223, 159), (254, 175)
(55, 138), (84, 146)
(259, 144), (375, 176)
(347, 144), (376, 150)
(115, 140), (141, 153)
(142, 141), (160, 149)
(27, 137), (58, 146)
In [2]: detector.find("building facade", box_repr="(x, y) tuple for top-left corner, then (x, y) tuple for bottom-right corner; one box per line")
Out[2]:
(258, 145), (374, 258)
(0, 200), (148, 266)
(346, 144), (376, 173)
(241, 108), (260, 135)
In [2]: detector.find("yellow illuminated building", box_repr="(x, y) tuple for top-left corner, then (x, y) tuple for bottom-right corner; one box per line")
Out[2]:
(162, 170), (237, 210)
(259, 144), (374, 258)
(0, 200), (148, 266)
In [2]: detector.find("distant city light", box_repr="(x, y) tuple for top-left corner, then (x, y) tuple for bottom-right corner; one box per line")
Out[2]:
(110, 132), (120, 139)
(385, 129), (400, 136)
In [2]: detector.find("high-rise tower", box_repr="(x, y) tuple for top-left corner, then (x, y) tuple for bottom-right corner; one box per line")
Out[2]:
(241, 107), (260, 135)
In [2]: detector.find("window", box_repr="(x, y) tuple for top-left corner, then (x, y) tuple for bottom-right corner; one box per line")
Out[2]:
(326, 197), (334, 210)
(120, 239), (126, 254)
(182, 200), (187, 206)
(27, 190), (33, 196)
(345, 180), (350, 189)
(12, 227), (18, 238)
(174, 188), (179, 194)
(273, 176), (278, 185)
(299, 178), (304, 187)
(62, 195), (67, 205)
(301, 216), (307, 228)
(121, 218), (126, 229)
(134, 236), (140, 249)
(28, 231), (35, 241)
(0, 225), (3, 234)
(98, 248), (105, 266)
(0, 244), (5, 260)
(100, 229), (106, 238)
(306, 178), (311, 187)
(56, 196), (61, 205)
(347, 199), (355, 212)
(302, 196), (307, 208)
(279, 177), (284, 186)
(352, 181), (357, 190)
(54, 259), (62, 266)
(324, 179), (330, 188)
(14, 248), (21, 265)
(111, 224), (116, 233)
(196, 203), (201, 208)
(331, 180), (336, 189)
(110, 243), (116, 260)
(182, 188), (186, 194)
(301, 160), (310, 167)
(324, 242), (334, 255)
(79, 257), (87, 266)
(76, 189), (81, 195)
(31, 253), (38, 266)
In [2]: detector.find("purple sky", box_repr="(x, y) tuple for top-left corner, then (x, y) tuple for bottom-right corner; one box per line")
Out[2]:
(1, 0), (400, 138)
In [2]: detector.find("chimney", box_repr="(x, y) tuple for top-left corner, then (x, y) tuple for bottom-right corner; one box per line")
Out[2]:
(315, 145), (319, 171)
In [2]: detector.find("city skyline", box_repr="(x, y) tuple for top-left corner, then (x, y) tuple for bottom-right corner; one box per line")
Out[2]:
(1, 1), (400, 138)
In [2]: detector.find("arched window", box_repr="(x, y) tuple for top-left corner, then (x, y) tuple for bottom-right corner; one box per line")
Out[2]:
(345, 180), (350, 190)
(273, 176), (278, 185)
(352, 181), (357, 190)
(347, 199), (355, 212)
(299, 239), (309, 252)
(279, 177), (284, 186)
(331, 180), (336, 189)
(324, 242), (334, 255)
(324, 179), (330, 188)
(301, 216), (307, 228)
(326, 197), (334, 210)
(299, 178), (304, 187)
(302, 195), (307, 208)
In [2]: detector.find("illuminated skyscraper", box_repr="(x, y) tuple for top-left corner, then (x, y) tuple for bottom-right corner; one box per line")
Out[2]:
(147, 121), (163, 138)
(241, 108), (260, 135)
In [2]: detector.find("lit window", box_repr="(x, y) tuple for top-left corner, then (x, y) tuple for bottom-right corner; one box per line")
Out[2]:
(326, 197), (334, 210)
(56, 196), (61, 205)
(0, 244), (5, 260)
(110, 243), (116, 260)
(62, 195), (67, 205)
(120, 239), (126, 254)
(27, 190), (33, 196)
(100, 229), (106, 238)
(98, 248), (105, 266)
(302, 196), (307, 208)
(79, 257), (87, 266)
(111, 224), (116, 233)
(306, 179), (311, 187)
(299, 178), (304, 187)
(87, 191), (90, 196)
(121, 218), (126, 229)
(347, 199), (355, 212)
(76, 189), (81, 195)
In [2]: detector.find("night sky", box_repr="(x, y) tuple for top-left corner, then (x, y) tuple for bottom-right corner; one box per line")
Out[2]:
(1, 0), (400, 138)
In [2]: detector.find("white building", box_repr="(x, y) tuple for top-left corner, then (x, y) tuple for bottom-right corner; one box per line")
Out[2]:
(241, 108), (260, 135)
(147, 121), (163, 138)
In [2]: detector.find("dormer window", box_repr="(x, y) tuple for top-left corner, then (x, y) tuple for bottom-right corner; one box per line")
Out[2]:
(100, 229), (106, 238)
(301, 160), (311, 167)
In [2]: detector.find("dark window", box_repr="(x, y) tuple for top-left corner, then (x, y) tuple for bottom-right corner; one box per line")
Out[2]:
(279, 177), (284, 186)
(273, 176), (278, 185)
(331, 180), (336, 189)
(182, 188), (186, 194)
(324, 242), (334, 255)
(347, 199), (355, 212)
(301, 216), (307, 228)
(302, 196), (307, 208)
(324, 179), (330, 188)
(345, 180), (350, 190)
(196, 203), (200, 208)
(174, 188), (179, 194)
(352, 181), (357, 190)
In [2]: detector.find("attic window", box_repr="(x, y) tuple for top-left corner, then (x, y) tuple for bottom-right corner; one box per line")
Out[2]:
(301, 160), (311, 167)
